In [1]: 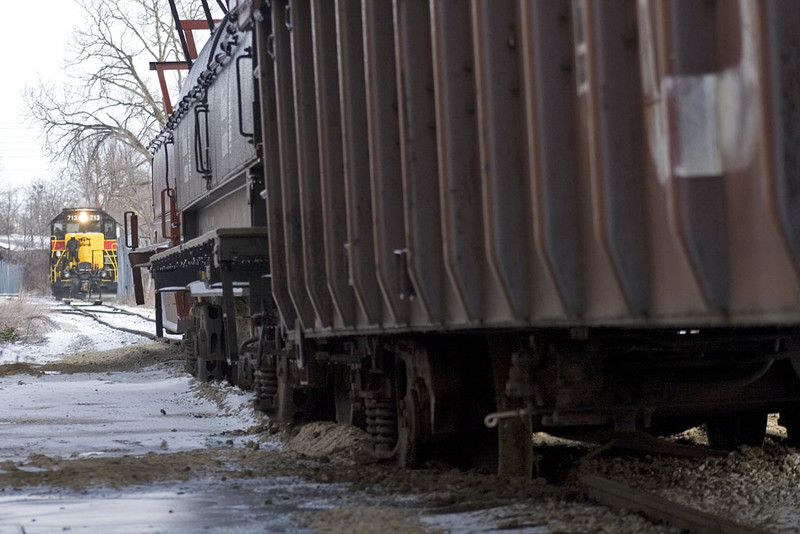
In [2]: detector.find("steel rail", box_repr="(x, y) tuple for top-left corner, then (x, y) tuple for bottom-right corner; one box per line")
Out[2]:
(581, 475), (772, 534)
(62, 303), (159, 341)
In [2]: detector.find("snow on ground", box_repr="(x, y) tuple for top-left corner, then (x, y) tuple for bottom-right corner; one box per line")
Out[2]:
(0, 297), (176, 364)
(0, 367), (265, 463)
(0, 295), (264, 463)
(0, 309), (147, 364)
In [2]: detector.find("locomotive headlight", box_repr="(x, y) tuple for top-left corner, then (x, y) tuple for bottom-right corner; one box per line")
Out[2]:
(78, 211), (89, 224)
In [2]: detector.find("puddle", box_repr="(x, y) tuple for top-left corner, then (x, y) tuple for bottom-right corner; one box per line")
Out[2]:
(0, 477), (345, 533)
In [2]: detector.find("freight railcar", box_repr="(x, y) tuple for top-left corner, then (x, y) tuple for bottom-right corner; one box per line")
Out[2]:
(129, 0), (800, 475)
(51, 208), (119, 301)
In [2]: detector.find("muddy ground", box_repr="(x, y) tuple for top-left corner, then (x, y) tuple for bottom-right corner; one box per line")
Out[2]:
(0, 331), (676, 533)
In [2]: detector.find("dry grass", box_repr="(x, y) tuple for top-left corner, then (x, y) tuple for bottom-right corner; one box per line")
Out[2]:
(0, 294), (54, 342)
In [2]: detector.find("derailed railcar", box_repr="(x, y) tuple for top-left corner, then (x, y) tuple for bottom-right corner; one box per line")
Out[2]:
(135, 0), (800, 475)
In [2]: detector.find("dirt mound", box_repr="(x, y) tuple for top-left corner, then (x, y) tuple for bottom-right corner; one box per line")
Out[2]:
(284, 421), (371, 463)
(0, 341), (180, 377)
(0, 449), (238, 491)
(46, 340), (181, 373)
(0, 362), (44, 377)
(0, 445), (342, 492)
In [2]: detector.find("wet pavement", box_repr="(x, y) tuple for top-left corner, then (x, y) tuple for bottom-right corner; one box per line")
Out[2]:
(0, 355), (360, 534)
(0, 477), (337, 533)
(0, 299), (303, 533)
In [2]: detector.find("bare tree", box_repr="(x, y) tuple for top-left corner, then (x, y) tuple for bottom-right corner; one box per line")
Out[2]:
(25, 0), (220, 236)
(17, 180), (76, 292)
(20, 180), (76, 241)
(0, 186), (21, 237)
(26, 0), (207, 160)
(66, 141), (154, 238)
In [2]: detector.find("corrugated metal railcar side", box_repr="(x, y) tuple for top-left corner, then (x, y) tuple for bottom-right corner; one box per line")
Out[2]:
(249, 0), (800, 336)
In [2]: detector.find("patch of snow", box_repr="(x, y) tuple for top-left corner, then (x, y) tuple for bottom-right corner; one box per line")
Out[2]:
(0, 297), (180, 365)
(0, 307), (146, 364)
(0, 368), (261, 462)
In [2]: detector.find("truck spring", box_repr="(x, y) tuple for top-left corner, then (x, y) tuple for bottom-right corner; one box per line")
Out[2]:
(184, 349), (198, 375)
(254, 367), (278, 412)
(364, 396), (398, 454)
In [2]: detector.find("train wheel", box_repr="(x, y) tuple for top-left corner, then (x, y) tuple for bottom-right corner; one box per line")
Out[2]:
(197, 358), (226, 382)
(397, 392), (424, 467)
(392, 339), (497, 470)
(234, 339), (259, 390)
(779, 408), (800, 448)
(265, 354), (333, 424)
(706, 411), (767, 450)
(394, 350), (429, 468)
(183, 325), (198, 376)
(249, 353), (292, 422)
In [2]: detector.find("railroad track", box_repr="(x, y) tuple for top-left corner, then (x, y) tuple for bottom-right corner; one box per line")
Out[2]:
(581, 474), (771, 534)
(561, 427), (788, 533)
(531, 428), (784, 533)
(59, 300), (160, 341)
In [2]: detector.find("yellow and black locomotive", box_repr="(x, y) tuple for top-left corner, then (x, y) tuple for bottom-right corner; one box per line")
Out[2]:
(50, 208), (119, 300)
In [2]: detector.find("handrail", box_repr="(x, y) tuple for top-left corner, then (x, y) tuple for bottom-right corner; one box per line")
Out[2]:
(160, 188), (180, 246)
(194, 103), (212, 181)
(236, 47), (255, 143)
(124, 211), (139, 250)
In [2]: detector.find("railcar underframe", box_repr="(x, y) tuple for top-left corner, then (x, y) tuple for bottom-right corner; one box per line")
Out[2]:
(147, 228), (800, 475)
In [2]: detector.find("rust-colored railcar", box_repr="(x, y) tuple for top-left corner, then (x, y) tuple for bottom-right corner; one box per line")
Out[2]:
(133, 0), (800, 475)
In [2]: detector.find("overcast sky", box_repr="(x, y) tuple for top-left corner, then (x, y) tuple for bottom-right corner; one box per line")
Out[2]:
(0, 2), (83, 189)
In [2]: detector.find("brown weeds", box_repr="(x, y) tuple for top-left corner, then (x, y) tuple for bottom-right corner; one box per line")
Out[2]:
(0, 294), (54, 342)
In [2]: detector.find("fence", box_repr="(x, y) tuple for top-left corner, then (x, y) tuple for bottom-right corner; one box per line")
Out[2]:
(0, 261), (23, 295)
